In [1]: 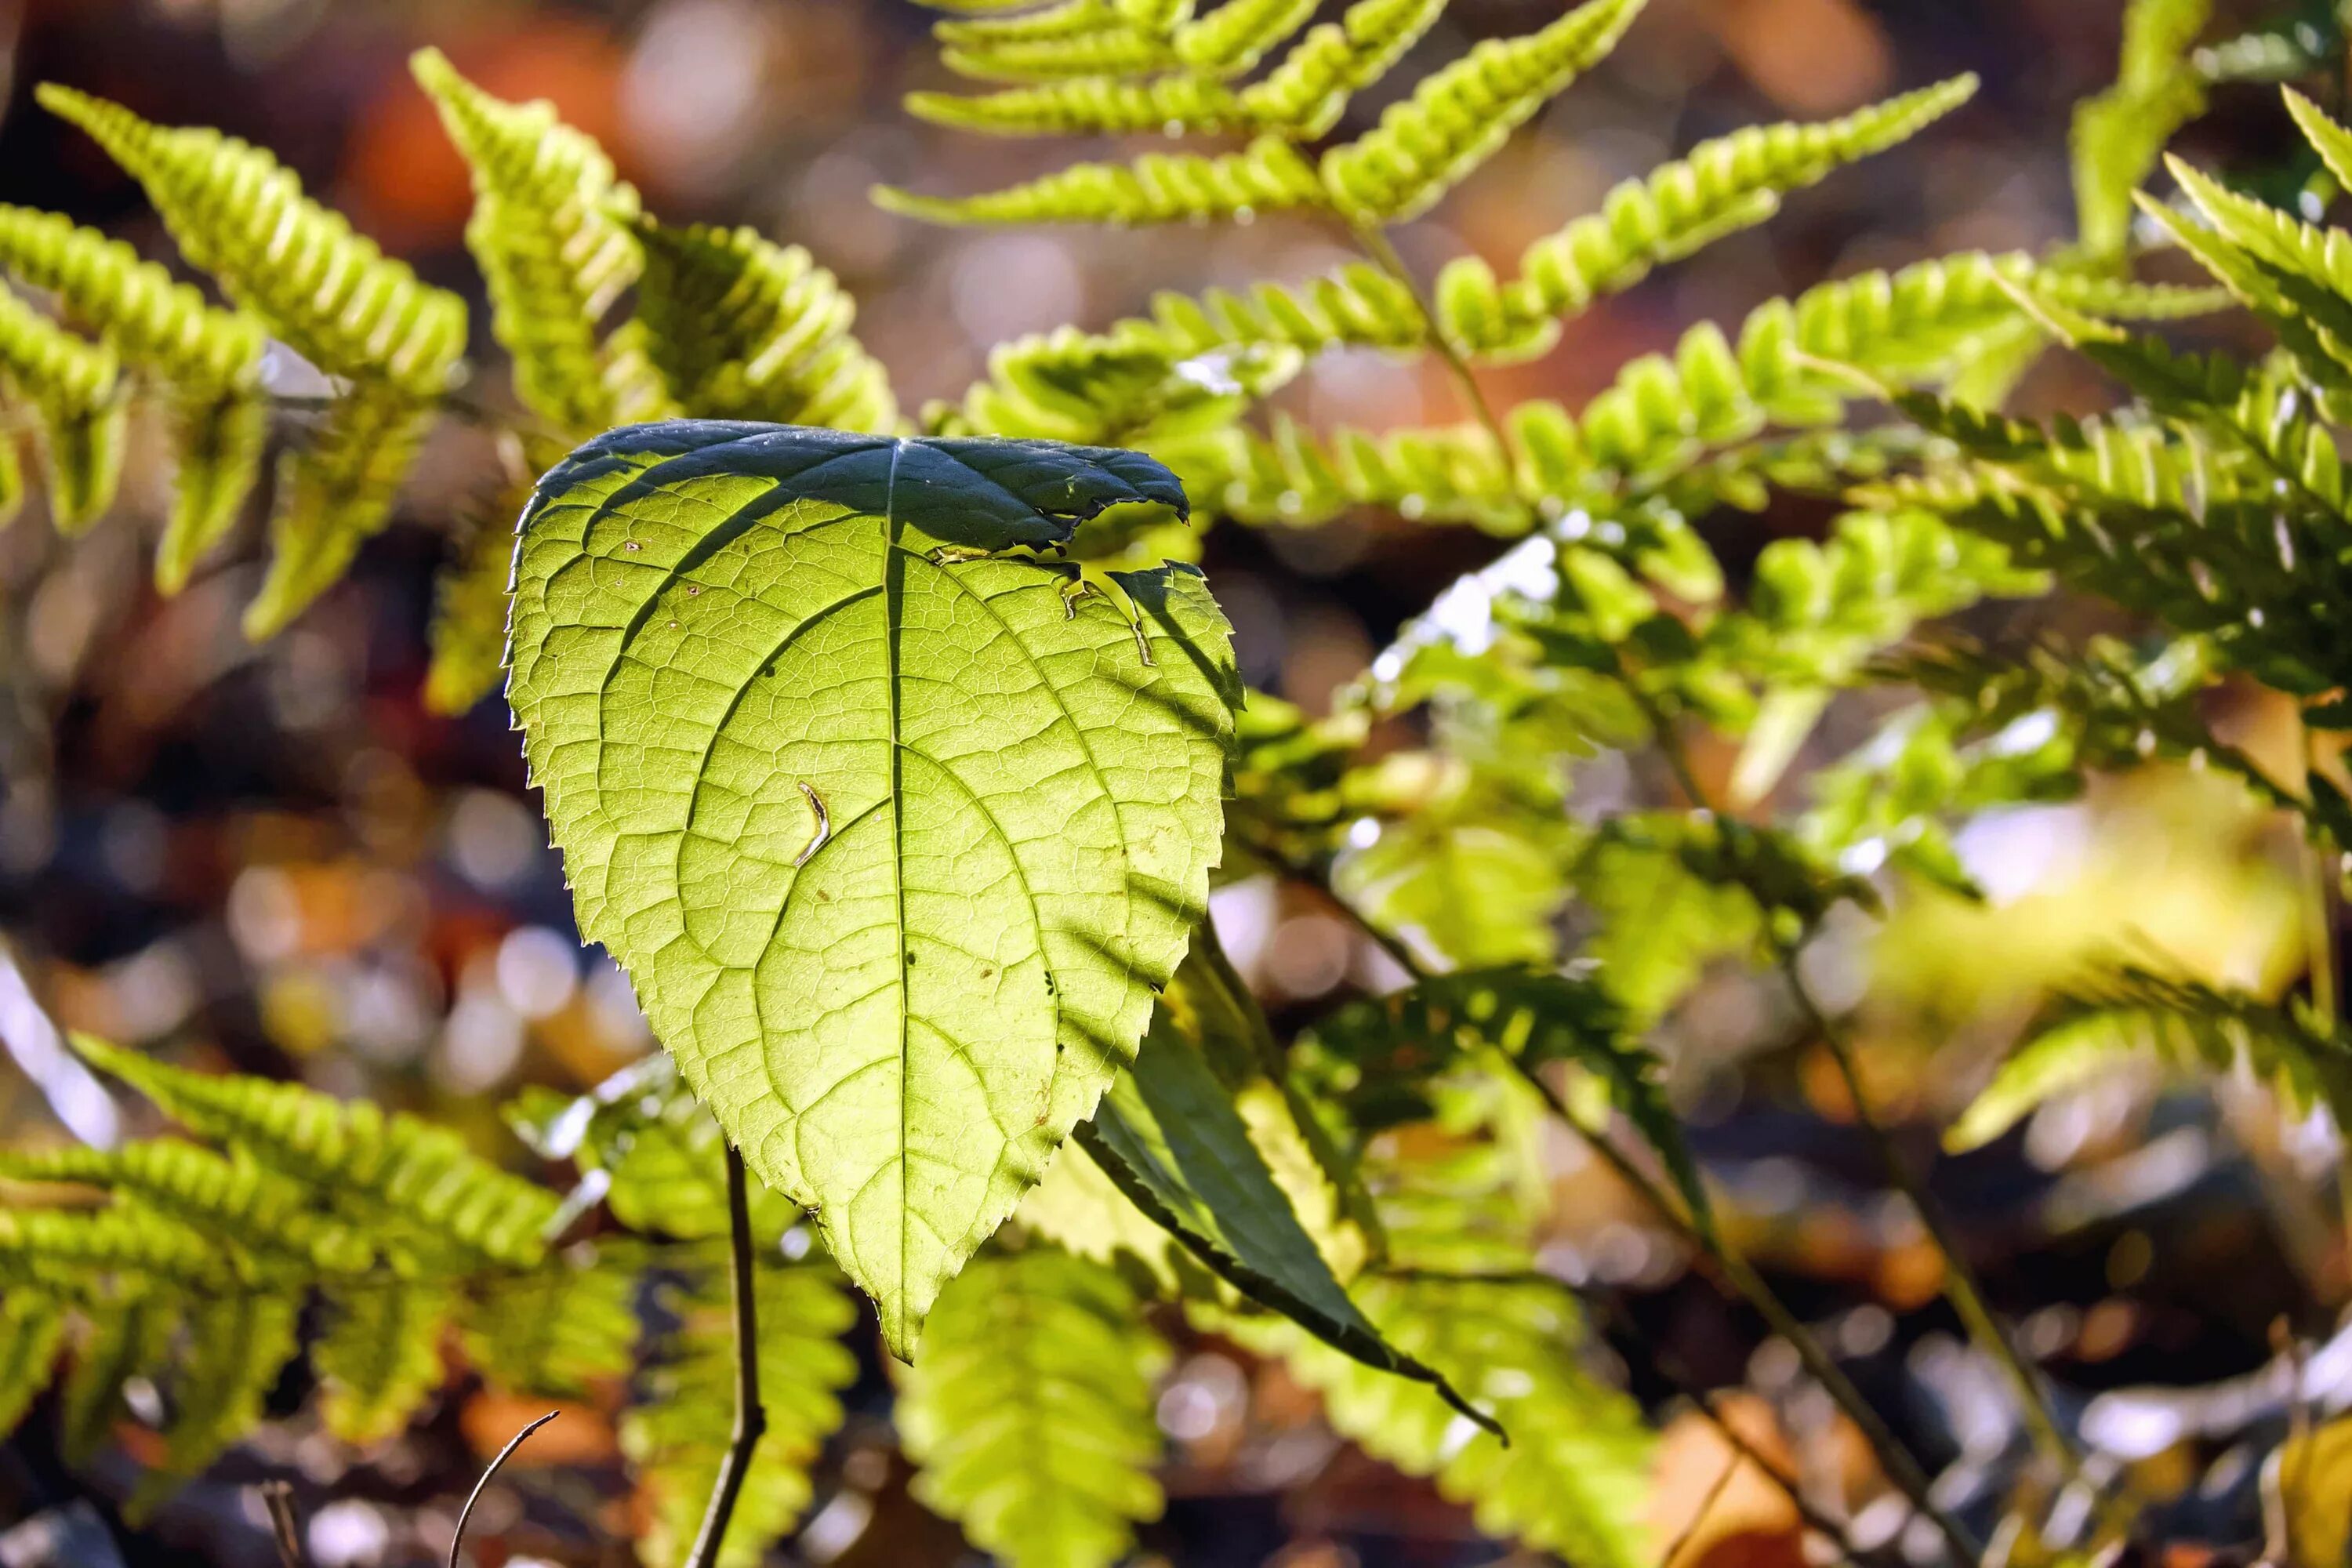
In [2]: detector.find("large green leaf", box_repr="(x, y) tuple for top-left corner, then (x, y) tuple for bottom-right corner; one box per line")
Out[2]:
(1076, 951), (1495, 1431)
(509, 419), (1237, 1352)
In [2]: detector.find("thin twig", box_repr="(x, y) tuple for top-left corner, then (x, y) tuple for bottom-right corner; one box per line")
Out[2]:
(448, 1410), (559, 1568)
(1278, 844), (1980, 1563)
(1658, 1451), (1743, 1568)
(1779, 946), (2080, 1485)
(258, 1480), (305, 1568)
(1617, 666), (2083, 1485)
(1347, 221), (1515, 466)
(1497, 1049), (1980, 1564)
(683, 1144), (768, 1568)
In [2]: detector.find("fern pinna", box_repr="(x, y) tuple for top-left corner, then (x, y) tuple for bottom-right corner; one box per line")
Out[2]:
(14, 0), (2352, 1565)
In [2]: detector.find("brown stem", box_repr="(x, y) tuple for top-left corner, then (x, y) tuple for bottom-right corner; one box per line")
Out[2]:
(683, 1145), (768, 1568)
(448, 1410), (559, 1568)
(259, 1481), (306, 1568)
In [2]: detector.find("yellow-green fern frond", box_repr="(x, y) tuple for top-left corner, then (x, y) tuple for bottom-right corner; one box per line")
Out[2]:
(876, 133), (1320, 227)
(412, 49), (641, 437)
(1174, 0), (1317, 74)
(316, 1279), (452, 1446)
(244, 387), (438, 641)
(0, 1293), (64, 1438)
(623, 1265), (858, 1568)
(1319, 0), (1646, 223)
(0, 1138), (372, 1273)
(1237, 0), (1447, 138)
(0, 287), (124, 534)
(1245, 1275), (1654, 1568)
(155, 389), (268, 593)
(37, 85), (466, 395)
(423, 480), (528, 716)
(0, 428), (24, 529)
(898, 1249), (1170, 1568)
(1169, 415), (1519, 531)
(2285, 86), (2352, 191)
(908, 75), (1252, 137)
(71, 1033), (559, 1265)
(0, 204), (266, 390)
(946, 27), (1180, 82)
(60, 1294), (171, 1462)
(936, 2), (1123, 45)
(953, 328), (1286, 445)
(1439, 75), (1981, 361)
(631, 217), (897, 431)
(2073, 0), (2212, 258)
(128, 1293), (301, 1518)
(0, 1207), (240, 1293)
(463, 1243), (641, 1398)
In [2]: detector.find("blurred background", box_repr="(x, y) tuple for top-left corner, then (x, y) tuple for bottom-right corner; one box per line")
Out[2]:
(0, 0), (2343, 1564)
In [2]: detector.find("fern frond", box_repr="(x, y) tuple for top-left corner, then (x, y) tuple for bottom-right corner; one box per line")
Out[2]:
(71, 1033), (559, 1266)
(129, 1292), (301, 1516)
(463, 1242), (641, 1398)
(0, 287), (124, 533)
(423, 480), (528, 716)
(412, 50), (641, 437)
(623, 1264), (858, 1568)
(630, 217), (897, 431)
(37, 86), (466, 394)
(155, 389), (270, 594)
(907, 75), (1251, 136)
(2073, 0), (2212, 257)
(945, 34), (1181, 84)
(935, 2), (1123, 45)
(1440, 76), (1980, 361)
(0, 204), (267, 390)
(898, 1248), (1169, 1568)
(1170, 414), (1519, 531)
(1950, 967), (2352, 1150)
(1257, 1274), (1654, 1568)
(243, 385), (438, 640)
(876, 132), (1321, 226)
(0, 1206), (241, 1293)
(2285, 86), (2352, 191)
(1173, 0), (1316, 73)
(1236, 0), (1448, 137)
(0, 1138), (374, 1273)
(315, 1279), (452, 1446)
(0, 1292), (65, 1438)
(1319, 0), (1645, 223)
(0, 427), (23, 529)
(60, 1293), (170, 1462)
(1303, 969), (1710, 1230)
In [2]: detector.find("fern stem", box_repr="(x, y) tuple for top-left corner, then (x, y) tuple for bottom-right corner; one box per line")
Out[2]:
(1780, 954), (2089, 1490)
(683, 1145), (767, 1568)
(259, 1481), (306, 1568)
(1495, 1050), (1980, 1565)
(1347, 222), (1514, 464)
(449, 1409), (558, 1568)
(1281, 843), (1982, 1562)
(1617, 661), (2088, 1487)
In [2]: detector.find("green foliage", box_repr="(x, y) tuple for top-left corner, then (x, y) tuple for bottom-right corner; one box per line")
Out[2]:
(1264, 1272), (1655, 1568)
(2074, 0), (2214, 257)
(0, 285), (124, 533)
(412, 49), (643, 439)
(622, 1264), (858, 1568)
(1951, 967), (2352, 1149)
(36, 87), (464, 394)
(898, 1248), (1170, 1568)
(877, 133), (1323, 226)
(630, 217), (897, 430)
(315, 1279), (453, 1446)
(1321, 0), (1645, 222)
(1439, 75), (1981, 359)
(506, 422), (1236, 1354)
(1080, 953), (1490, 1428)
